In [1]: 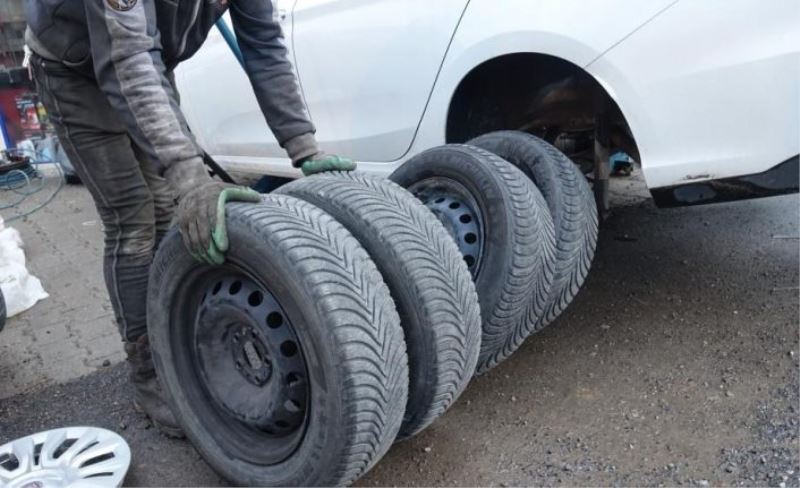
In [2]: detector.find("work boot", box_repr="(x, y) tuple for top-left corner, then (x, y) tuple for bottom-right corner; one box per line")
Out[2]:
(124, 335), (184, 438)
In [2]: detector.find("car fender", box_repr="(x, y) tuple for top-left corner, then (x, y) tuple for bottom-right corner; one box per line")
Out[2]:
(407, 0), (676, 162)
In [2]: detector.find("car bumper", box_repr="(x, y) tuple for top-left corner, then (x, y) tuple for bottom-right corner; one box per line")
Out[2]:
(650, 155), (799, 208)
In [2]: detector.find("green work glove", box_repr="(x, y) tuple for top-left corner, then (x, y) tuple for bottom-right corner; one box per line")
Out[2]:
(177, 181), (262, 265)
(300, 153), (356, 176)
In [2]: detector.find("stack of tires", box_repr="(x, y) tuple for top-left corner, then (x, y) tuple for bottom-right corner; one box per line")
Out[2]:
(147, 131), (598, 486)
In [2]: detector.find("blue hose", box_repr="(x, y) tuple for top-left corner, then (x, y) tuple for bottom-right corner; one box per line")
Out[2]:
(215, 18), (245, 69)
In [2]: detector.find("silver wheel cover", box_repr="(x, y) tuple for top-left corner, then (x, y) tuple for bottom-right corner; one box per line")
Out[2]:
(0, 427), (131, 488)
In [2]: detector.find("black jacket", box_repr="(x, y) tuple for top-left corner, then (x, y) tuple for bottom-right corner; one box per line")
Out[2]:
(25, 0), (316, 182)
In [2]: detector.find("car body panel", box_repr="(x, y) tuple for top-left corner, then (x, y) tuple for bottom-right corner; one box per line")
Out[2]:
(177, 0), (674, 175)
(587, 0), (800, 189)
(292, 0), (468, 162)
(176, 0), (800, 196)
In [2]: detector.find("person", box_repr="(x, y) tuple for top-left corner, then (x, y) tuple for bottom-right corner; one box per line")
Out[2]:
(24, 0), (355, 437)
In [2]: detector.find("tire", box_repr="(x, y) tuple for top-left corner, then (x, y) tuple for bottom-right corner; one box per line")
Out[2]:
(0, 287), (6, 333)
(147, 194), (409, 486)
(278, 172), (481, 439)
(390, 144), (556, 373)
(469, 131), (598, 330)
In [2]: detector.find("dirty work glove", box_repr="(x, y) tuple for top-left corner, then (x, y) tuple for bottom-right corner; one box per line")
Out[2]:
(177, 181), (261, 265)
(301, 153), (356, 176)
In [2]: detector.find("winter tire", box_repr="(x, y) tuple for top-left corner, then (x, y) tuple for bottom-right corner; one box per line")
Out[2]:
(279, 172), (481, 439)
(147, 194), (409, 486)
(0, 287), (5, 333)
(470, 131), (598, 330)
(390, 144), (556, 373)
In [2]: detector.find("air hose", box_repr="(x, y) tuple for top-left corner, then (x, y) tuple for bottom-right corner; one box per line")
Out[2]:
(0, 148), (65, 223)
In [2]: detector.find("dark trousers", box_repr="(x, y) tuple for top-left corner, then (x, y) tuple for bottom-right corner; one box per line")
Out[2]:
(31, 55), (176, 342)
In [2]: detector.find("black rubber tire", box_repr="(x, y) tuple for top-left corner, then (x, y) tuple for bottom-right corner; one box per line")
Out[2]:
(469, 131), (598, 330)
(278, 172), (481, 439)
(148, 194), (409, 486)
(0, 287), (6, 333)
(391, 144), (556, 373)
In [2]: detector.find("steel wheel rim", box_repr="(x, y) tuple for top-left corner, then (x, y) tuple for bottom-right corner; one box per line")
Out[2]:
(409, 177), (486, 277)
(0, 427), (131, 488)
(172, 265), (310, 465)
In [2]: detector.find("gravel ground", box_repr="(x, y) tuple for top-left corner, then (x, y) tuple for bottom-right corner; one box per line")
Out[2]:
(0, 180), (797, 486)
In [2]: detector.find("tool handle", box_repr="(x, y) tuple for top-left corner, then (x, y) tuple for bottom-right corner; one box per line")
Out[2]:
(215, 18), (245, 69)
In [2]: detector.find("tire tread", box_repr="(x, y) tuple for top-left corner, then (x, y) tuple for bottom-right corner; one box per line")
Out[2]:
(470, 131), (598, 331)
(279, 173), (481, 438)
(391, 144), (556, 373)
(231, 195), (408, 484)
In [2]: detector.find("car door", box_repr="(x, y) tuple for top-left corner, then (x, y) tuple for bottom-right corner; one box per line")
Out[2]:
(175, 0), (297, 161)
(292, 0), (469, 162)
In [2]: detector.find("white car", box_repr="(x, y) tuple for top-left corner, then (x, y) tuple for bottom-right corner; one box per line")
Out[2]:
(167, 4), (799, 483)
(177, 0), (799, 208)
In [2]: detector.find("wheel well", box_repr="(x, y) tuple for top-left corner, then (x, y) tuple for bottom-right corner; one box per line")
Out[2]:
(446, 53), (640, 172)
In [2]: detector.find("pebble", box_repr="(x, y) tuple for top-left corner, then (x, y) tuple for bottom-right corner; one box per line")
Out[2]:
(697, 480), (710, 487)
(102, 359), (111, 367)
(423, 446), (432, 453)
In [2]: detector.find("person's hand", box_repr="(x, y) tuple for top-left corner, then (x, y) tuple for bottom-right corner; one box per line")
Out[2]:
(176, 181), (262, 264)
(301, 152), (356, 176)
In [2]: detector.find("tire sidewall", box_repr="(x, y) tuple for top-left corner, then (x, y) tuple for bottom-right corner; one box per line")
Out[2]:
(390, 146), (513, 317)
(470, 131), (564, 233)
(148, 227), (348, 486)
(469, 131), (599, 329)
(279, 178), (436, 428)
(278, 173), (481, 438)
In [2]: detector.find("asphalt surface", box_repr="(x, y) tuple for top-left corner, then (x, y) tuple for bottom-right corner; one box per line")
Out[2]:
(1, 183), (798, 486)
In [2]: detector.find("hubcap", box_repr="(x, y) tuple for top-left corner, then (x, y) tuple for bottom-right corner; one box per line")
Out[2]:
(0, 427), (131, 488)
(409, 178), (485, 277)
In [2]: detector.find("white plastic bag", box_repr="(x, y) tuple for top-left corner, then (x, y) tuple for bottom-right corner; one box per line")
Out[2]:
(0, 216), (48, 318)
